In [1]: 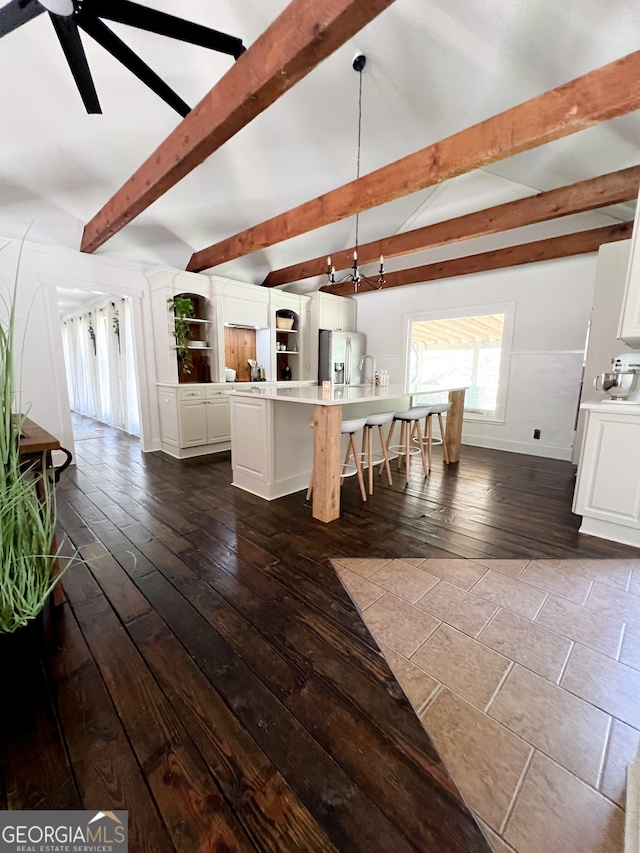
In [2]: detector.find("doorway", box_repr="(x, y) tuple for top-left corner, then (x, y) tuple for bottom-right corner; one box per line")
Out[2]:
(58, 288), (141, 440)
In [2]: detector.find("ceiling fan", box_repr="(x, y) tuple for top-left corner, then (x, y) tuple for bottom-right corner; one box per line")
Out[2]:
(0, 0), (246, 116)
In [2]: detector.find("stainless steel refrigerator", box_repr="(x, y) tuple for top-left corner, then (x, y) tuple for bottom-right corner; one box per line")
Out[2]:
(318, 330), (367, 385)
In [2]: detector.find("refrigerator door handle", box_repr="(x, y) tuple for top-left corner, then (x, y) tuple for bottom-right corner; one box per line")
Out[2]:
(345, 335), (351, 384)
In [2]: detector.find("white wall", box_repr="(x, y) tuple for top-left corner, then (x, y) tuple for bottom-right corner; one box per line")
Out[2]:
(355, 255), (598, 460)
(0, 236), (160, 461)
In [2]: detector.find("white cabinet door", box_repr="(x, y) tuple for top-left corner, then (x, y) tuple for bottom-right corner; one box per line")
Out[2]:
(318, 293), (341, 330)
(317, 292), (357, 331)
(205, 397), (231, 443)
(216, 279), (270, 328)
(158, 388), (179, 446)
(179, 399), (208, 446)
(574, 409), (640, 528)
(223, 295), (269, 328)
(229, 396), (270, 482)
(338, 297), (357, 331)
(618, 187), (640, 347)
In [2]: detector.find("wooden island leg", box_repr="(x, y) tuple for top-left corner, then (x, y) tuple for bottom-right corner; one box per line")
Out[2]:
(445, 389), (465, 463)
(312, 404), (342, 523)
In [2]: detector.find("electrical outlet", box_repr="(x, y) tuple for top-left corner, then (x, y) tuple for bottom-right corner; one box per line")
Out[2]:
(533, 429), (541, 440)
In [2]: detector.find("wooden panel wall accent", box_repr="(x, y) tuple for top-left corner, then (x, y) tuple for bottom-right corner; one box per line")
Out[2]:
(262, 166), (640, 286)
(80, 0), (398, 254)
(187, 50), (640, 272)
(224, 326), (257, 382)
(322, 222), (633, 297)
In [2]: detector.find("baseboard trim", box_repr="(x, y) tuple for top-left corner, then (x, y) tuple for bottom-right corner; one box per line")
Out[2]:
(462, 434), (574, 461)
(579, 517), (640, 548)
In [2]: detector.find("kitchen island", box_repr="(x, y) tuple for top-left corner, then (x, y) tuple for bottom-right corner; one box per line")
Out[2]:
(229, 383), (466, 522)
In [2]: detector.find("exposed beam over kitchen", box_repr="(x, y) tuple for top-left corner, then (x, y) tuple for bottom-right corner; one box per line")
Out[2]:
(321, 221), (633, 297)
(80, 0), (398, 254)
(261, 166), (640, 287)
(187, 49), (640, 273)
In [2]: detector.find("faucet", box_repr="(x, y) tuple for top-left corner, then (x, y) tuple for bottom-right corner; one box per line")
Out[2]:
(359, 354), (376, 386)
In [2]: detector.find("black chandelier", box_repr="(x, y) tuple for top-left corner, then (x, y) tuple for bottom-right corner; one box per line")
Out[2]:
(326, 54), (385, 292)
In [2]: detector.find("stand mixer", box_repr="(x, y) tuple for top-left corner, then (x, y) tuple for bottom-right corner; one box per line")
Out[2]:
(594, 353), (640, 403)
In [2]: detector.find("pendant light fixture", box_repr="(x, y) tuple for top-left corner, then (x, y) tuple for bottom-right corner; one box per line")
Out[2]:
(326, 54), (385, 292)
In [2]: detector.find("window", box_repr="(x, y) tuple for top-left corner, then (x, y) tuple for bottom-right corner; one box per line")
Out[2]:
(407, 305), (514, 419)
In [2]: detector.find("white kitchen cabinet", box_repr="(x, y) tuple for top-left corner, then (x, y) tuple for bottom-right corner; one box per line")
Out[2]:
(178, 387), (230, 447)
(158, 387), (179, 447)
(313, 291), (357, 331)
(618, 186), (640, 347)
(215, 278), (270, 328)
(156, 384), (231, 458)
(573, 402), (640, 546)
(205, 392), (232, 443)
(229, 394), (271, 486)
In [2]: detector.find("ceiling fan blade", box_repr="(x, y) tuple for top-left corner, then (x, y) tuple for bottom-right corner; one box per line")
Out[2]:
(0, 0), (44, 38)
(77, 15), (190, 117)
(49, 12), (101, 113)
(88, 0), (245, 59)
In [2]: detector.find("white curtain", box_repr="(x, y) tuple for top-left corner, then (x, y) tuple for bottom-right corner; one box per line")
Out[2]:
(61, 296), (140, 436)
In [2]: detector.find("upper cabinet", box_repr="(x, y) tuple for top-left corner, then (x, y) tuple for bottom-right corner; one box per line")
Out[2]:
(214, 277), (270, 329)
(312, 291), (357, 332)
(618, 186), (640, 348)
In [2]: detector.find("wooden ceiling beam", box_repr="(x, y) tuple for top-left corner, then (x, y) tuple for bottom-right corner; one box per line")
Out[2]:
(261, 165), (640, 286)
(188, 50), (640, 273)
(80, 0), (398, 254)
(321, 222), (633, 297)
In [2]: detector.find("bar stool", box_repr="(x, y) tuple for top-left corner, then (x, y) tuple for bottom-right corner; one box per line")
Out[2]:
(411, 403), (451, 471)
(385, 408), (429, 484)
(306, 416), (368, 503)
(360, 411), (395, 495)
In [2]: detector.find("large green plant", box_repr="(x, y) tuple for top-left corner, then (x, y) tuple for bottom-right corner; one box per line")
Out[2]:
(0, 247), (64, 633)
(167, 295), (194, 375)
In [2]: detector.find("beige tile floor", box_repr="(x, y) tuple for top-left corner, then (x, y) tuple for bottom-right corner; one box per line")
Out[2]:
(332, 557), (640, 853)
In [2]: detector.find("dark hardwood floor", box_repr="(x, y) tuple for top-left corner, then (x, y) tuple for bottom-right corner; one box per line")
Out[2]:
(2, 420), (637, 852)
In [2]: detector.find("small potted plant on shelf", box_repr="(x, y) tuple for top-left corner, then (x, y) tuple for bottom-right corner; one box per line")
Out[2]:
(167, 295), (195, 376)
(0, 251), (66, 635)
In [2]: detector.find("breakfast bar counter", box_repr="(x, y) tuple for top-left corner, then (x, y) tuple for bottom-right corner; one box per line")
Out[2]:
(229, 383), (466, 523)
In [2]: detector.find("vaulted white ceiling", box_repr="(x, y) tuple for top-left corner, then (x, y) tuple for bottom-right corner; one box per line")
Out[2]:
(1, 0), (638, 292)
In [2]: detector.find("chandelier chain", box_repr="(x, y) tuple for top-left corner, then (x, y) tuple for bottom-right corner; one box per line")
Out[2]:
(354, 63), (363, 251)
(325, 54), (385, 292)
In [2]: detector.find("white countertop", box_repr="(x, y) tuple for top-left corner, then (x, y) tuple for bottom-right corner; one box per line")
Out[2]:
(581, 400), (640, 413)
(228, 383), (467, 406)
